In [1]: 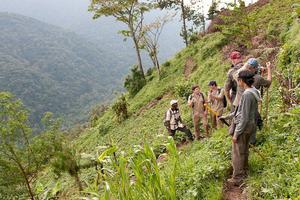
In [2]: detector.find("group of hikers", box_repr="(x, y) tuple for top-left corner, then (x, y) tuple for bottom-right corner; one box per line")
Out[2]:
(163, 51), (272, 186)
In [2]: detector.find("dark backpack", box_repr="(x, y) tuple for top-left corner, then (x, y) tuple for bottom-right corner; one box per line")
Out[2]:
(218, 88), (227, 108)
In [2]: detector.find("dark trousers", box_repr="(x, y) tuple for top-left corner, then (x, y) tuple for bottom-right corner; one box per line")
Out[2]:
(170, 127), (194, 141)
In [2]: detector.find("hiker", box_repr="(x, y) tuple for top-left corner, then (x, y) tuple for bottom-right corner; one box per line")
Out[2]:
(188, 85), (209, 139)
(243, 58), (272, 144)
(223, 71), (261, 186)
(164, 100), (194, 141)
(207, 81), (226, 129)
(246, 58), (272, 91)
(224, 51), (244, 111)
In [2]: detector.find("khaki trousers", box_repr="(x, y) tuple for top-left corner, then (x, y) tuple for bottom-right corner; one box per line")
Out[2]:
(193, 113), (208, 139)
(232, 123), (256, 181)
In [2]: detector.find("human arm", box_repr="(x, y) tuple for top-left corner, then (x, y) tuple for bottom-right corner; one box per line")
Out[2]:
(210, 89), (225, 101)
(224, 72), (233, 104)
(188, 95), (194, 108)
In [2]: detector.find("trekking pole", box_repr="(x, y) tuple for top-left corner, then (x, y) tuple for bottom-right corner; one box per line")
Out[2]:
(264, 88), (270, 128)
(204, 104), (230, 126)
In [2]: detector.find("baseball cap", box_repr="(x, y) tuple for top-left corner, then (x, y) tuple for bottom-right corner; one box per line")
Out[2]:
(247, 58), (260, 69)
(230, 51), (242, 60)
(170, 100), (178, 105)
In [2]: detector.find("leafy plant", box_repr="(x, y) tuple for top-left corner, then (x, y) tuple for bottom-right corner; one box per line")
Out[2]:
(217, 0), (257, 47)
(112, 95), (129, 122)
(124, 66), (147, 97)
(84, 138), (179, 200)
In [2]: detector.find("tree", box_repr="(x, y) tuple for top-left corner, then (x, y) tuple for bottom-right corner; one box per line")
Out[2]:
(0, 92), (65, 199)
(217, 0), (257, 47)
(89, 0), (152, 78)
(208, 1), (219, 20)
(141, 15), (173, 77)
(157, 0), (190, 46)
(0, 92), (36, 199)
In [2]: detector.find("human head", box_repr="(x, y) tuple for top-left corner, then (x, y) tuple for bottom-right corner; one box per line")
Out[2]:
(170, 100), (178, 109)
(229, 51), (242, 65)
(192, 85), (200, 94)
(237, 70), (255, 89)
(208, 80), (218, 90)
(246, 58), (260, 73)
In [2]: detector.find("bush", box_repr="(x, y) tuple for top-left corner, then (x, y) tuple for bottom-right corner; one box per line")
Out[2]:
(89, 104), (107, 127)
(112, 95), (129, 123)
(124, 66), (146, 97)
(163, 61), (171, 67)
(174, 82), (191, 100)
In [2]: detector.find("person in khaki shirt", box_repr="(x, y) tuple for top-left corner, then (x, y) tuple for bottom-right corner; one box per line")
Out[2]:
(164, 100), (194, 141)
(188, 85), (208, 139)
(208, 81), (225, 129)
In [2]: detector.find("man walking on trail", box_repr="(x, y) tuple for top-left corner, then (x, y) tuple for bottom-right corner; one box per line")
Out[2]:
(224, 51), (244, 111)
(208, 81), (226, 129)
(226, 71), (260, 186)
(164, 100), (194, 141)
(188, 85), (209, 139)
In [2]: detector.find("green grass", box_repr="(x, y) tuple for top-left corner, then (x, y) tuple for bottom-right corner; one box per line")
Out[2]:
(36, 0), (299, 199)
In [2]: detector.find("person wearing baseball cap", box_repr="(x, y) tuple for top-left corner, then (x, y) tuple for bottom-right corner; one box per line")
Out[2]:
(163, 100), (194, 141)
(246, 58), (272, 92)
(224, 51), (244, 111)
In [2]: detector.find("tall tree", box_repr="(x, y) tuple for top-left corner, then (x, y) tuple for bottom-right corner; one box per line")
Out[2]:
(141, 15), (172, 77)
(156, 0), (189, 46)
(89, 0), (152, 78)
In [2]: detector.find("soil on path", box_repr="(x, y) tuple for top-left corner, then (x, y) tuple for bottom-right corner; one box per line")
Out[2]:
(222, 181), (247, 200)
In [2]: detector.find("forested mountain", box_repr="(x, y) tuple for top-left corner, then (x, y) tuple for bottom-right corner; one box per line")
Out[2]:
(0, 13), (126, 127)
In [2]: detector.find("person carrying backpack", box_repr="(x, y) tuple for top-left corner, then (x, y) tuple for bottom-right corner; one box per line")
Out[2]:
(224, 70), (261, 186)
(224, 51), (244, 111)
(164, 100), (194, 141)
(188, 85), (208, 139)
(208, 81), (227, 129)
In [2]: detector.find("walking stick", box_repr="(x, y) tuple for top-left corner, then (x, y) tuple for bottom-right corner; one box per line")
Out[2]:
(204, 104), (230, 126)
(264, 88), (270, 128)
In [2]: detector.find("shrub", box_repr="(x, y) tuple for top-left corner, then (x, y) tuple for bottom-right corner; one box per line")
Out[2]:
(163, 61), (171, 67)
(112, 95), (129, 123)
(89, 104), (107, 127)
(124, 66), (146, 97)
(174, 82), (191, 100)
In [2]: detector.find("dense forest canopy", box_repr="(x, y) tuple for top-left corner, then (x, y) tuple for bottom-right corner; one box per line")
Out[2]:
(0, 13), (126, 128)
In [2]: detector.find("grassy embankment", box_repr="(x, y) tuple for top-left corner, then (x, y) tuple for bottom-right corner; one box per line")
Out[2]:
(37, 0), (299, 199)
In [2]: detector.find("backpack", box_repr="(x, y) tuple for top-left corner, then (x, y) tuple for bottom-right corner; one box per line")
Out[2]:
(218, 88), (227, 108)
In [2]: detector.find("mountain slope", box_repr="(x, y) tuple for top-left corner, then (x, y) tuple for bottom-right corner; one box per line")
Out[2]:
(27, 0), (299, 199)
(0, 13), (125, 127)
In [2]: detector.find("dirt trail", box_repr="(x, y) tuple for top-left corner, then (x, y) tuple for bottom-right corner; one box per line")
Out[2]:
(222, 167), (247, 200)
(222, 181), (247, 200)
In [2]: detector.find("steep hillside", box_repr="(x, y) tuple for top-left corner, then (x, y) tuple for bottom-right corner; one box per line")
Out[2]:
(0, 13), (125, 127)
(29, 0), (299, 199)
